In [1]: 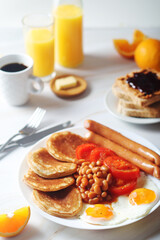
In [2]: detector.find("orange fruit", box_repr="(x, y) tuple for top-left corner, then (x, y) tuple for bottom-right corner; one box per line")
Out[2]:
(135, 38), (160, 71)
(113, 29), (147, 59)
(0, 206), (30, 237)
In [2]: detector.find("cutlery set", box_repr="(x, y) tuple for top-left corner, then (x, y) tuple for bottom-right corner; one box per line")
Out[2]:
(0, 107), (72, 153)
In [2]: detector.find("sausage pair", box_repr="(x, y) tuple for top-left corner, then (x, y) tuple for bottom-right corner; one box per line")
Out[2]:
(84, 120), (160, 179)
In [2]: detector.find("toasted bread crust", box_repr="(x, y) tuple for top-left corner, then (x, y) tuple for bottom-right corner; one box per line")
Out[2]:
(118, 102), (160, 118)
(118, 99), (160, 118)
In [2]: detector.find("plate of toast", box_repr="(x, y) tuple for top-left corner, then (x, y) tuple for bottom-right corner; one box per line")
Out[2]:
(105, 69), (160, 124)
(18, 121), (160, 230)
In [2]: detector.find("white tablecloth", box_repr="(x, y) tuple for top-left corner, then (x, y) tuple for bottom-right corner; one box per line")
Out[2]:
(0, 27), (160, 240)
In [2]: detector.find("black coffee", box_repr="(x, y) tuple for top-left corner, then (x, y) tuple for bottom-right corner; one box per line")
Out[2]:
(1, 63), (27, 72)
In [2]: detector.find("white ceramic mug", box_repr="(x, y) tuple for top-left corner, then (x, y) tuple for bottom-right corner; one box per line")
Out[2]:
(0, 54), (44, 106)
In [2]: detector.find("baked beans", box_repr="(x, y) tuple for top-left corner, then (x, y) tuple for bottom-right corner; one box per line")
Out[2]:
(74, 160), (112, 204)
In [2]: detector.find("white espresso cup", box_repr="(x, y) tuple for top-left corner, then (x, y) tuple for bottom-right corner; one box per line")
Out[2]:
(0, 54), (44, 106)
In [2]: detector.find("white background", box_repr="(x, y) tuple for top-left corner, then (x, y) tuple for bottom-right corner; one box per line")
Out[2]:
(0, 0), (160, 28)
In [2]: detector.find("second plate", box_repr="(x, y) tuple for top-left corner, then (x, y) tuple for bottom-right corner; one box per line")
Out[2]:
(104, 89), (160, 124)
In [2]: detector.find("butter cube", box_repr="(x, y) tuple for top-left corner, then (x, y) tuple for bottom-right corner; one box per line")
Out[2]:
(55, 76), (77, 90)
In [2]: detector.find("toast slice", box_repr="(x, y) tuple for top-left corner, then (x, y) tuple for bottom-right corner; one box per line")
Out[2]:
(119, 98), (160, 110)
(118, 99), (160, 118)
(112, 69), (160, 107)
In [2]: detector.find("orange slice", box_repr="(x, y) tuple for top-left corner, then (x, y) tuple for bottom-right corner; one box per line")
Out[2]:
(113, 39), (137, 59)
(0, 206), (30, 237)
(133, 29), (147, 44)
(113, 29), (147, 59)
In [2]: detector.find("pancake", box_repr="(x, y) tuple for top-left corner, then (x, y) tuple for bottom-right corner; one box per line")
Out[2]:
(23, 169), (75, 192)
(28, 148), (77, 178)
(32, 186), (82, 218)
(47, 131), (86, 163)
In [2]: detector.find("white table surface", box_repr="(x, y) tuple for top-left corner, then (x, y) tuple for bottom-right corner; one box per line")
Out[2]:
(0, 27), (160, 240)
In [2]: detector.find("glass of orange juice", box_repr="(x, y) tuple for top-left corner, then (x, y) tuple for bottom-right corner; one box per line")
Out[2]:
(22, 14), (55, 81)
(53, 0), (83, 68)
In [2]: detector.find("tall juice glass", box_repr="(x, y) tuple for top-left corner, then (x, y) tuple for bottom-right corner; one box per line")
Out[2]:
(22, 14), (55, 81)
(53, 0), (83, 68)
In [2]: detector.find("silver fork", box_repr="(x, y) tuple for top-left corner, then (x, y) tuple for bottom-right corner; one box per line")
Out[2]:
(0, 107), (46, 153)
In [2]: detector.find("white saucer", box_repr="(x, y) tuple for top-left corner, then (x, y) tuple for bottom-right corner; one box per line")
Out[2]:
(104, 89), (160, 124)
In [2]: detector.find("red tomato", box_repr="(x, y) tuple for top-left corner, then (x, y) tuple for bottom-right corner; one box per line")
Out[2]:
(109, 178), (137, 196)
(90, 147), (115, 163)
(104, 156), (140, 180)
(76, 143), (97, 161)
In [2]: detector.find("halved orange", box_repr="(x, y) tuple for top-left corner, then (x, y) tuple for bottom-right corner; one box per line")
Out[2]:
(0, 206), (30, 237)
(113, 29), (147, 59)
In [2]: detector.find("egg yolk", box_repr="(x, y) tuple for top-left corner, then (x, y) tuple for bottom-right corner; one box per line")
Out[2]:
(85, 204), (113, 220)
(129, 188), (156, 205)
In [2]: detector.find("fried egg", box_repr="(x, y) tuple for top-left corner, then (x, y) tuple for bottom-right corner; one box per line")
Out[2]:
(80, 203), (127, 225)
(112, 172), (159, 220)
(80, 172), (159, 226)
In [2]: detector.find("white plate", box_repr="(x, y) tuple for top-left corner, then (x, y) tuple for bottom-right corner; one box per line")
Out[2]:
(19, 127), (160, 230)
(104, 89), (160, 124)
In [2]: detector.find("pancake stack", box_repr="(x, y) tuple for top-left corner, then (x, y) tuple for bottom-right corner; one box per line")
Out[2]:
(23, 131), (86, 218)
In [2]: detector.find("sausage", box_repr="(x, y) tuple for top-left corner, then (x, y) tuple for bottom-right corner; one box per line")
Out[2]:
(84, 119), (160, 166)
(85, 130), (160, 179)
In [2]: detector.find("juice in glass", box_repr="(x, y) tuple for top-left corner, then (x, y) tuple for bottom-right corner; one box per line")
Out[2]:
(22, 14), (54, 78)
(25, 29), (54, 77)
(54, 4), (83, 68)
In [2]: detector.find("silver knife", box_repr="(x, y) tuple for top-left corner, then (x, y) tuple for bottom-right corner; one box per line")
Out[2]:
(1, 121), (72, 150)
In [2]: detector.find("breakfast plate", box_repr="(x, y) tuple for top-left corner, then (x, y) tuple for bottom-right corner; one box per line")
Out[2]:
(104, 89), (160, 124)
(19, 126), (160, 230)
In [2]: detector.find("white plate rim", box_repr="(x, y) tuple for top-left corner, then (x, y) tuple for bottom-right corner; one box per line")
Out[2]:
(104, 88), (160, 124)
(18, 126), (160, 230)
